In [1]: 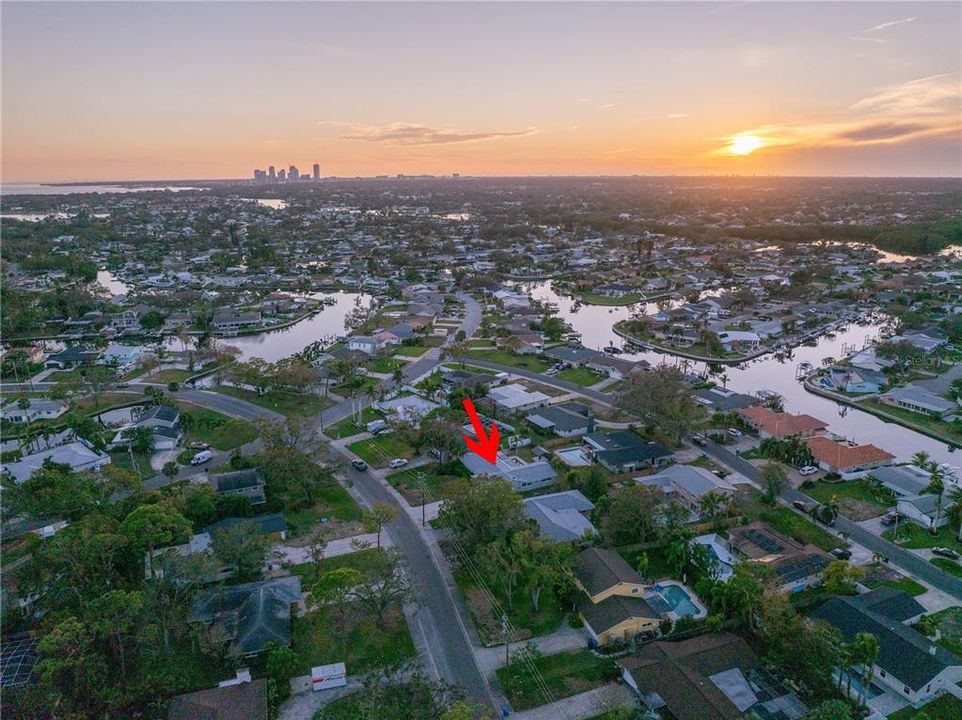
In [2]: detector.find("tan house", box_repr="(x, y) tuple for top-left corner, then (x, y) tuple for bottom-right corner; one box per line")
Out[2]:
(572, 547), (663, 645)
(735, 406), (828, 439)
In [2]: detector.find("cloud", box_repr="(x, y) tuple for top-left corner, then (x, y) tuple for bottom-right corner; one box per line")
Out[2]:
(601, 103), (615, 109)
(864, 16), (916, 33)
(849, 74), (959, 115)
(836, 121), (930, 142)
(576, 98), (593, 103)
(850, 36), (888, 44)
(668, 113), (690, 119)
(333, 122), (538, 145)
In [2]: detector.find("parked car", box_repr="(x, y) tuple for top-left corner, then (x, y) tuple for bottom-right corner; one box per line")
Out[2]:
(351, 459), (369, 471)
(115, 382), (130, 389)
(190, 450), (213, 466)
(799, 465), (818, 476)
(793, 499), (816, 514)
(367, 419), (388, 434)
(189, 441), (210, 450)
(727, 428), (743, 438)
(545, 368), (558, 376)
(388, 458), (409, 469)
(932, 547), (960, 560)
(881, 511), (903, 526)
(692, 434), (708, 447)
(829, 548), (852, 560)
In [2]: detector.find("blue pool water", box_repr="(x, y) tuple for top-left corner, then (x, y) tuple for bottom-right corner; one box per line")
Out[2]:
(656, 585), (699, 617)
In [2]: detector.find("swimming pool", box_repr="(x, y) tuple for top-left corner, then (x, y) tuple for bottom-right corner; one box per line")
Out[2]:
(646, 583), (702, 618)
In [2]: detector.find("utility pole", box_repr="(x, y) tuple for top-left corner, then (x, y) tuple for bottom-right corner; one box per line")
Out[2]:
(501, 615), (510, 667)
(419, 472), (427, 527)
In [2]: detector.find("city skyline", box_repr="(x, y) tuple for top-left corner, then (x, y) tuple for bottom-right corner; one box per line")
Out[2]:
(2, 1), (960, 182)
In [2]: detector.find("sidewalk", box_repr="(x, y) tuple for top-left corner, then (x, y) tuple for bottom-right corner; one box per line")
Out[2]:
(273, 531), (391, 565)
(474, 623), (586, 676)
(512, 684), (635, 720)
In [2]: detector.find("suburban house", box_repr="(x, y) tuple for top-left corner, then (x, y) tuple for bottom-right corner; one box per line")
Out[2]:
(205, 513), (289, 541)
(0, 398), (68, 425)
(461, 453), (557, 492)
(729, 521), (831, 592)
(593, 282), (633, 298)
(373, 323), (416, 345)
(694, 387), (758, 413)
(211, 309), (263, 334)
(572, 547), (663, 645)
(168, 678), (268, 720)
(188, 576), (301, 656)
(582, 431), (672, 474)
(45, 345), (102, 369)
(897, 493), (950, 530)
(870, 465), (932, 498)
(146, 532), (231, 583)
(544, 345), (599, 367)
(692, 534), (737, 582)
(618, 633), (806, 720)
(823, 367), (886, 394)
(209, 469), (268, 505)
(584, 354), (640, 380)
(805, 435), (895, 475)
(1, 440), (111, 484)
(101, 343), (146, 370)
(882, 386), (958, 419)
(635, 464), (736, 514)
(487, 383), (550, 413)
(440, 368), (498, 393)
(523, 490), (597, 542)
(736, 406), (828, 439)
(347, 335), (380, 355)
(811, 591), (962, 713)
(111, 404), (183, 450)
(525, 404), (594, 437)
(716, 330), (761, 352)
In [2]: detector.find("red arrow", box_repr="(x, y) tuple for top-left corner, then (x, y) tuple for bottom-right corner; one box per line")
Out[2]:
(462, 397), (499, 464)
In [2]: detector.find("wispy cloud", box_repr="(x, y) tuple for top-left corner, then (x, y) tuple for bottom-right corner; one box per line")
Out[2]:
(601, 103), (615, 109)
(576, 98), (593, 103)
(864, 16), (916, 33)
(668, 113), (690, 119)
(326, 122), (537, 146)
(850, 36), (888, 44)
(713, 74), (960, 156)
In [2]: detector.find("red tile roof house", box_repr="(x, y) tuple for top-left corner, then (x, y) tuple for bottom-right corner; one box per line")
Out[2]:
(736, 406), (828, 439)
(805, 435), (895, 476)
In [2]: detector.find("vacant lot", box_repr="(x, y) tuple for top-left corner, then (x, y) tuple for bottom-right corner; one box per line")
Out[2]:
(496, 649), (617, 711)
(555, 366), (604, 387)
(464, 348), (550, 373)
(212, 385), (329, 417)
(386, 461), (471, 505)
(324, 407), (383, 439)
(348, 433), (416, 468)
(735, 487), (842, 551)
(883, 523), (962, 551)
(178, 407), (258, 451)
(804, 479), (894, 521)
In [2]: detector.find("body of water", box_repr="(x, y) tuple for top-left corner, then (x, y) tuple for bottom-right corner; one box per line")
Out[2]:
(1, 183), (206, 196)
(97, 270), (132, 296)
(170, 291), (374, 365)
(524, 280), (958, 467)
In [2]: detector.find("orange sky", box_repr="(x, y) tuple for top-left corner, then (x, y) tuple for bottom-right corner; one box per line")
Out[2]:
(2, 2), (960, 181)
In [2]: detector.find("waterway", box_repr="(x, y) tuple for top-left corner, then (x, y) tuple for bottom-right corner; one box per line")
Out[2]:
(0, 183), (206, 196)
(173, 291), (374, 365)
(522, 280), (958, 467)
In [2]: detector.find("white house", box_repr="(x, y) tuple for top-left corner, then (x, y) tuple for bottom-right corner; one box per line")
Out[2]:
(487, 383), (550, 413)
(1, 440), (111, 484)
(347, 336), (380, 355)
(0, 398), (68, 424)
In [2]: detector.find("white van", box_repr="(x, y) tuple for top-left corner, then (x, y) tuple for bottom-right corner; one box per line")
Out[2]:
(190, 449), (213, 466)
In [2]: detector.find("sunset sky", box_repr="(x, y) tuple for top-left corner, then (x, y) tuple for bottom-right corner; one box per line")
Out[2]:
(2, 2), (960, 181)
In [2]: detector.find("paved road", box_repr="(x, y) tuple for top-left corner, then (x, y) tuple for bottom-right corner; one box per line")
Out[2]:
(459, 360), (615, 407)
(702, 440), (962, 600)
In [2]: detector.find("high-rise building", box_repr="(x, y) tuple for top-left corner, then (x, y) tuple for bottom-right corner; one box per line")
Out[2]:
(289, 165), (299, 181)
(313, 163), (320, 180)
(277, 168), (286, 181)
(268, 165), (276, 181)
(253, 169), (266, 182)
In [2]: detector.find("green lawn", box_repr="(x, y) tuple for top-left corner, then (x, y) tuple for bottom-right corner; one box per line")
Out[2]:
(289, 602), (415, 677)
(386, 461), (471, 505)
(178, 407), (258, 450)
(931, 557), (962, 577)
(496, 649), (617, 711)
(889, 693), (962, 720)
(464, 349), (550, 373)
(860, 398), (962, 446)
(617, 546), (675, 582)
(347, 434), (416, 468)
(555, 366), (605, 387)
(736, 488), (842, 551)
(367, 356), (404, 373)
(865, 575), (927, 596)
(324, 407), (383, 439)
(283, 482), (364, 537)
(580, 292), (642, 306)
(803, 479), (894, 521)
(883, 523), (962, 550)
(149, 368), (194, 384)
(292, 547), (390, 586)
(392, 344), (431, 357)
(108, 450), (156, 480)
(211, 385), (329, 417)
(456, 571), (566, 645)
(928, 607), (962, 656)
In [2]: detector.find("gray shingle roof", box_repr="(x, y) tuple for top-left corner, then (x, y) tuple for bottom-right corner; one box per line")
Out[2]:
(523, 490), (596, 541)
(573, 547), (642, 597)
(810, 596), (961, 691)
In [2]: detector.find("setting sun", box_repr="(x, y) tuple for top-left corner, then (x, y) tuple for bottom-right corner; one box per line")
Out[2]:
(729, 135), (764, 156)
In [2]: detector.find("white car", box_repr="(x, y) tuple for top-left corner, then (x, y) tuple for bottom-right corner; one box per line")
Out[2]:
(799, 465), (818, 476)
(727, 428), (743, 438)
(388, 458), (409, 469)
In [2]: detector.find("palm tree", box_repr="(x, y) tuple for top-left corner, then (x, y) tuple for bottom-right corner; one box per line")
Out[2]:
(912, 450), (931, 469)
(948, 486), (962, 542)
(699, 491), (724, 529)
(925, 465), (946, 535)
(850, 631), (880, 707)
